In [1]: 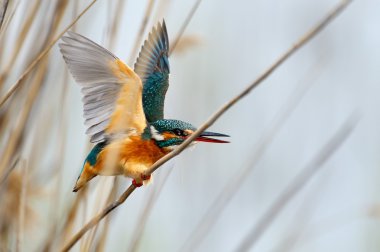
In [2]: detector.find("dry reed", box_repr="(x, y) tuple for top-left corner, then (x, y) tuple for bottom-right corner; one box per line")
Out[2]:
(62, 0), (353, 250)
(0, 0), (359, 251)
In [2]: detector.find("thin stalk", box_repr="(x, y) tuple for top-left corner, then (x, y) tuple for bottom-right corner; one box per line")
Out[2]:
(0, 0), (41, 88)
(128, 0), (156, 65)
(128, 168), (173, 252)
(169, 0), (202, 55)
(234, 115), (359, 252)
(179, 55), (328, 252)
(61, 1), (353, 250)
(0, 0), (9, 31)
(16, 160), (27, 252)
(0, 0), (97, 109)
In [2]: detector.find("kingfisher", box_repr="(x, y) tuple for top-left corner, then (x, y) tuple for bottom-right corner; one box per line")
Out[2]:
(59, 20), (229, 192)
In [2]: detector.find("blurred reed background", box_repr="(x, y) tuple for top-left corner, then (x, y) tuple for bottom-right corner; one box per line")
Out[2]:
(0, 0), (379, 251)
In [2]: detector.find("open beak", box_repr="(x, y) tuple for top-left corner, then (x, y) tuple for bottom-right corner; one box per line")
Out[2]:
(194, 131), (230, 143)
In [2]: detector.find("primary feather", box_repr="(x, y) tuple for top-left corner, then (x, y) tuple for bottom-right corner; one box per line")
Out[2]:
(59, 32), (146, 142)
(134, 20), (170, 122)
(58, 20), (229, 192)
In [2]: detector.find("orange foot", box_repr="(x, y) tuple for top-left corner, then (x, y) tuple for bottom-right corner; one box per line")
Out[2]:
(132, 174), (151, 187)
(132, 179), (143, 187)
(141, 174), (151, 180)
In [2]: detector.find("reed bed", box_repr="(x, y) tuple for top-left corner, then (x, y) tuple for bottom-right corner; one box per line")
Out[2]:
(1, 0), (374, 251)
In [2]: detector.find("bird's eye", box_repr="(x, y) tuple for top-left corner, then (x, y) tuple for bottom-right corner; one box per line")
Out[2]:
(173, 128), (185, 136)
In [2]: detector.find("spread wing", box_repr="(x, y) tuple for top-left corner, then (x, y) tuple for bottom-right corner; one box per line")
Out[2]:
(134, 20), (170, 123)
(59, 32), (146, 143)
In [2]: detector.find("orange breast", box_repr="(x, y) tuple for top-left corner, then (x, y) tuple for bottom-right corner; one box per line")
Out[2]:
(92, 137), (169, 176)
(120, 136), (169, 165)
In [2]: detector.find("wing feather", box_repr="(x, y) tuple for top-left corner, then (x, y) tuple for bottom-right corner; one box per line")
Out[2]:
(134, 20), (170, 122)
(59, 32), (146, 142)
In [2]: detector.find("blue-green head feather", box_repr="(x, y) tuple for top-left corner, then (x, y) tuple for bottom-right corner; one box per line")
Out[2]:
(151, 119), (196, 133)
(149, 119), (195, 148)
(149, 119), (229, 148)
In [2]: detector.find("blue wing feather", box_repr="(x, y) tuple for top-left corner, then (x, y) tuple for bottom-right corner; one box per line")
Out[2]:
(134, 20), (170, 122)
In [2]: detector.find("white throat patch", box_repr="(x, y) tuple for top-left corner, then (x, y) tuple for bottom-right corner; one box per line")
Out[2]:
(164, 141), (197, 151)
(150, 126), (164, 141)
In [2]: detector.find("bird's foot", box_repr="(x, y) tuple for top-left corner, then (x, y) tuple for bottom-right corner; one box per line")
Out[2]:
(132, 179), (143, 187)
(141, 174), (151, 181)
(132, 174), (151, 187)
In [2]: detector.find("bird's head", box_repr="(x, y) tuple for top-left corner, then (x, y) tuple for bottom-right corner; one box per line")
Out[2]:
(149, 119), (229, 149)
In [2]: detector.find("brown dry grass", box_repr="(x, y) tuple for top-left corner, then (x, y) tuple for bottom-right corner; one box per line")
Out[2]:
(0, 0), (358, 251)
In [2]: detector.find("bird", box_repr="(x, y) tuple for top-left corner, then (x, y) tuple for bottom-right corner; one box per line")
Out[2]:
(59, 20), (229, 192)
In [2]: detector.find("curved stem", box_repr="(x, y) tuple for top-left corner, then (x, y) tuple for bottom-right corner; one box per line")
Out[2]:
(61, 0), (353, 250)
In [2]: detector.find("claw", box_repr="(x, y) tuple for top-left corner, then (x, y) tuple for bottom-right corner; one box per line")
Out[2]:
(141, 174), (151, 180)
(132, 179), (143, 187)
(132, 174), (151, 187)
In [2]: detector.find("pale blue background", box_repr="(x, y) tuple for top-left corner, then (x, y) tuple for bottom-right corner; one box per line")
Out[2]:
(13, 0), (380, 251)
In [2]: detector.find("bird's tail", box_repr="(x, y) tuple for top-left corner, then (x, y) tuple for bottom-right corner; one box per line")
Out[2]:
(73, 161), (96, 192)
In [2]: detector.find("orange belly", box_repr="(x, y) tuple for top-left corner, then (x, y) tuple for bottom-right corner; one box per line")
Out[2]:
(92, 136), (169, 179)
